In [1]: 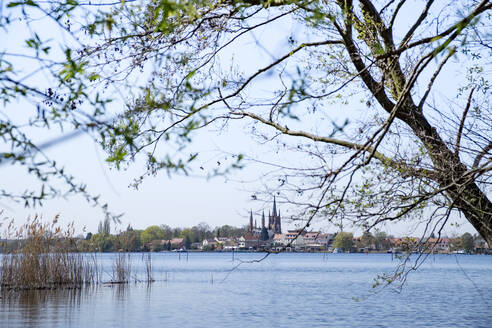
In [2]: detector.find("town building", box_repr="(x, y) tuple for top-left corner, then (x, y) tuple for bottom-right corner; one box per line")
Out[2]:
(248, 197), (282, 238)
(244, 198), (338, 251)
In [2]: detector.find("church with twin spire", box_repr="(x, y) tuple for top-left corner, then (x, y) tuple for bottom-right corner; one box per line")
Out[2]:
(248, 197), (282, 241)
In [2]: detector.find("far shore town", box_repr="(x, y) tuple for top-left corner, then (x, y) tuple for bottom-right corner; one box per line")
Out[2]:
(113, 198), (492, 254)
(1, 198), (490, 254)
(149, 198), (490, 254)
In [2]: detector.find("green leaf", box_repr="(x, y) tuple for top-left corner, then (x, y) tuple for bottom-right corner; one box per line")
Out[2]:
(185, 69), (197, 79)
(88, 73), (100, 81)
(188, 153), (198, 162)
(7, 0), (38, 7)
(105, 148), (127, 169)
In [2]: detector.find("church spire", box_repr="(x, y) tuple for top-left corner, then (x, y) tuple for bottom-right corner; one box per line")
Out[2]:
(261, 211), (265, 229)
(273, 196), (277, 217)
(249, 210), (253, 232)
(276, 209), (282, 234)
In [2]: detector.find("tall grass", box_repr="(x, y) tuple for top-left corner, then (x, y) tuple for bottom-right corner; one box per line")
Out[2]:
(0, 216), (155, 290)
(143, 252), (154, 283)
(89, 251), (102, 284)
(111, 252), (131, 283)
(0, 216), (94, 290)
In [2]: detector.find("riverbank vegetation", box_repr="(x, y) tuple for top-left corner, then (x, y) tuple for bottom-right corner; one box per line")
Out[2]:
(0, 216), (94, 290)
(2, 217), (487, 255)
(74, 219), (248, 253)
(0, 217), (154, 291)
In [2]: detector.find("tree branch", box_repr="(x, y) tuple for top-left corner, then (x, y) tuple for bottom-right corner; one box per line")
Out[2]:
(201, 39), (343, 109)
(418, 47), (456, 111)
(334, 13), (397, 117)
(379, 0), (492, 59)
(359, 0), (396, 51)
(236, 110), (437, 180)
(389, 0), (406, 30)
(455, 87), (475, 156)
(473, 143), (492, 169)
(400, 0), (435, 48)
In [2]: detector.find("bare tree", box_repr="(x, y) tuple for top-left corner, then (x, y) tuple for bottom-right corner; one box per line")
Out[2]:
(2, 1), (491, 254)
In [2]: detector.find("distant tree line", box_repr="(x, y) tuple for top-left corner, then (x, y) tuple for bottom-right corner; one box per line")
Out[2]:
(77, 219), (248, 252)
(331, 230), (485, 254)
(1, 218), (484, 254)
(333, 231), (393, 252)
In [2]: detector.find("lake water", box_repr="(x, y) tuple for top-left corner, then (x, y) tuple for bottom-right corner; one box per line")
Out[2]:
(1, 252), (491, 327)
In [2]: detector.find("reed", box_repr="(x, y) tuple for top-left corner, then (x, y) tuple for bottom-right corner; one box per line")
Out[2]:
(0, 216), (159, 290)
(143, 252), (154, 283)
(0, 216), (94, 290)
(89, 251), (102, 284)
(110, 252), (131, 283)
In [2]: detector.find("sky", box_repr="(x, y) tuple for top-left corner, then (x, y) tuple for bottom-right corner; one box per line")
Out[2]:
(0, 0), (485, 238)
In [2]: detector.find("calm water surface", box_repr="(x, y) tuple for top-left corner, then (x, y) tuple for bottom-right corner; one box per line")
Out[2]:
(1, 253), (491, 327)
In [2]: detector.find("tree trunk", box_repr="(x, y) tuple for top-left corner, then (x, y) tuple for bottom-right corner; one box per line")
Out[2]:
(455, 182), (492, 248)
(405, 108), (492, 247)
(338, 0), (492, 246)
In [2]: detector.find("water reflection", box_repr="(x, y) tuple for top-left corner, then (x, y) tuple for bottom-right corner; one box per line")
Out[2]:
(112, 283), (127, 301)
(1, 288), (89, 327)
